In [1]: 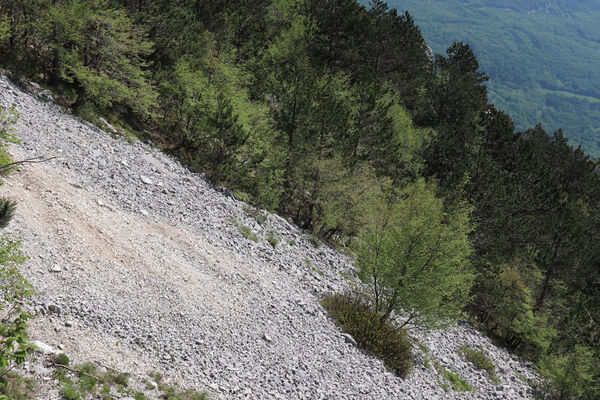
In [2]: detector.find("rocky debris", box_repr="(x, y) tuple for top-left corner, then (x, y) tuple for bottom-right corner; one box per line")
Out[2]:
(31, 341), (58, 355)
(0, 74), (539, 399)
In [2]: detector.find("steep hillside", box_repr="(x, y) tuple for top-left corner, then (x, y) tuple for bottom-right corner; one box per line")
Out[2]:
(379, 0), (600, 156)
(0, 76), (540, 398)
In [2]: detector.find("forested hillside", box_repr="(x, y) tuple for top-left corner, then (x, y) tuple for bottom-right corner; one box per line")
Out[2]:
(1, 0), (599, 398)
(378, 0), (600, 157)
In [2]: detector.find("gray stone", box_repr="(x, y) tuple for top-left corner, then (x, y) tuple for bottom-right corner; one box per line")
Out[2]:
(341, 333), (357, 347)
(47, 304), (61, 314)
(31, 341), (57, 355)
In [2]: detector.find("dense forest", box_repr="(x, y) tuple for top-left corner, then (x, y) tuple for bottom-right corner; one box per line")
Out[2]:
(379, 0), (600, 157)
(0, 0), (599, 398)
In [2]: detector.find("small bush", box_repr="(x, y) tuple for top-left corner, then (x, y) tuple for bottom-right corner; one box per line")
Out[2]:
(60, 383), (82, 400)
(320, 293), (413, 377)
(54, 353), (71, 366)
(459, 345), (499, 383)
(267, 231), (280, 248)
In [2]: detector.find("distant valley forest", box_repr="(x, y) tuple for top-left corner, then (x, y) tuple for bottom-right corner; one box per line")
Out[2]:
(378, 0), (600, 156)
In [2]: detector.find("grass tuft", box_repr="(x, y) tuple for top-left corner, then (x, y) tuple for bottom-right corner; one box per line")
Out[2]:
(321, 293), (413, 377)
(267, 231), (280, 248)
(231, 218), (259, 243)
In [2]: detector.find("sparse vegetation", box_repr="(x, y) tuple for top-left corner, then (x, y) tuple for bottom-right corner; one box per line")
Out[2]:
(434, 361), (474, 392)
(157, 382), (209, 400)
(459, 345), (499, 383)
(307, 235), (320, 248)
(0, 106), (35, 398)
(231, 218), (259, 243)
(267, 231), (280, 248)
(0, 372), (35, 400)
(242, 205), (267, 225)
(321, 293), (413, 377)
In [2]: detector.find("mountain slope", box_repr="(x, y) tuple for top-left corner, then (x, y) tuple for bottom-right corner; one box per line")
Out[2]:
(376, 0), (600, 156)
(0, 77), (540, 398)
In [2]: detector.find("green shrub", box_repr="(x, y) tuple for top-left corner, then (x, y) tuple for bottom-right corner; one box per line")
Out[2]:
(54, 353), (71, 366)
(320, 293), (413, 377)
(60, 383), (82, 400)
(459, 345), (499, 383)
(267, 231), (280, 248)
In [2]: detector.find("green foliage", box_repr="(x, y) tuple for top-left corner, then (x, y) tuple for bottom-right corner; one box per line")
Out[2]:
(40, 0), (156, 114)
(60, 383), (82, 400)
(0, 107), (19, 169)
(355, 179), (474, 328)
(0, 109), (34, 385)
(102, 370), (129, 387)
(538, 345), (599, 400)
(266, 231), (280, 248)
(0, 372), (35, 400)
(231, 219), (259, 243)
(321, 293), (413, 377)
(158, 383), (209, 400)
(433, 361), (474, 392)
(54, 353), (71, 367)
(459, 345), (499, 384)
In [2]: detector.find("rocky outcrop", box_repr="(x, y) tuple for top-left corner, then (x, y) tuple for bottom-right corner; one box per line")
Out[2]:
(1, 75), (538, 399)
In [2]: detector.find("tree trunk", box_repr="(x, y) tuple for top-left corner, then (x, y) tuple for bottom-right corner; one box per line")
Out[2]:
(72, 85), (88, 112)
